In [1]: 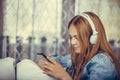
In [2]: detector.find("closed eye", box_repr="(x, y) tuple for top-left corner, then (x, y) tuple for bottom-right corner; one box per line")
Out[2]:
(74, 35), (79, 40)
(69, 35), (78, 40)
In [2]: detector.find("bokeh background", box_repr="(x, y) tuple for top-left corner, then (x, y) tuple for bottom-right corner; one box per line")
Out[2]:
(0, 0), (120, 62)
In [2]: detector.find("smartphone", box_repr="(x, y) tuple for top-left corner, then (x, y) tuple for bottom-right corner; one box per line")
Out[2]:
(37, 53), (52, 63)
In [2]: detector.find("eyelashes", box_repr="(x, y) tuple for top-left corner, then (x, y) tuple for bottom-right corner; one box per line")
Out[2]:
(75, 36), (79, 40)
(69, 35), (79, 40)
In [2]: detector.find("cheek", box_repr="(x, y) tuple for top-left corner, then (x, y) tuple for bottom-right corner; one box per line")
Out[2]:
(77, 40), (80, 46)
(77, 42), (81, 51)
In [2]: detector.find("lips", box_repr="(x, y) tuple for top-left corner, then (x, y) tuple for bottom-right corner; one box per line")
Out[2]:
(73, 45), (79, 48)
(73, 47), (79, 50)
(72, 45), (79, 50)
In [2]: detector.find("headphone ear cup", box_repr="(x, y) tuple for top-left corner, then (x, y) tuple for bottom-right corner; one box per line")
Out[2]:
(90, 34), (98, 44)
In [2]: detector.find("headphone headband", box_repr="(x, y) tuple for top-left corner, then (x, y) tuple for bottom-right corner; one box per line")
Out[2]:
(80, 13), (98, 44)
(80, 13), (98, 35)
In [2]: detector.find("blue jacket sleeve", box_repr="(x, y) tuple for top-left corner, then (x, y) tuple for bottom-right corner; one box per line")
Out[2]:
(85, 53), (117, 80)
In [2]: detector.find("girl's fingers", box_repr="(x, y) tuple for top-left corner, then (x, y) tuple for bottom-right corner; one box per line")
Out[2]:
(44, 65), (54, 71)
(47, 56), (57, 64)
(38, 60), (46, 70)
(43, 70), (53, 76)
(39, 59), (49, 66)
(38, 59), (54, 71)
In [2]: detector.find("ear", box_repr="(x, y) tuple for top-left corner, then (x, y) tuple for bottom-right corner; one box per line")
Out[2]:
(90, 34), (98, 44)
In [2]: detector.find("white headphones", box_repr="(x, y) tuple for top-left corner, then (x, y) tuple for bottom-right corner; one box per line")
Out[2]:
(80, 13), (98, 44)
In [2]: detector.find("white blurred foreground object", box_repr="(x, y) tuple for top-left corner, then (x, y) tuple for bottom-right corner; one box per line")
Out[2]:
(0, 57), (15, 80)
(17, 59), (55, 80)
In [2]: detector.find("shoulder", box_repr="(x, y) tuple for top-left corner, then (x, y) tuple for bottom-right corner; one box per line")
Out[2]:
(85, 52), (117, 80)
(91, 53), (113, 64)
(87, 52), (115, 71)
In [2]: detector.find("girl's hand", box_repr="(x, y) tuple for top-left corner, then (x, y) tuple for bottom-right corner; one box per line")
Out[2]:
(38, 56), (72, 80)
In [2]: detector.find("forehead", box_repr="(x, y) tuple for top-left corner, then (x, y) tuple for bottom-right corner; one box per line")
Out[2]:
(69, 24), (78, 36)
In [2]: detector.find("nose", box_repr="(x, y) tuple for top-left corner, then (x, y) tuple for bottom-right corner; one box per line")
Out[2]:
(71, 38), (77, 45)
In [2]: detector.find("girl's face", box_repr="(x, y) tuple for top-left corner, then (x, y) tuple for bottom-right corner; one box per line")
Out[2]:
(69, 24), (81, 54)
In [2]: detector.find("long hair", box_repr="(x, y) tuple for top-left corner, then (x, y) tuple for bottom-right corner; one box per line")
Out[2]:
(68, 12), (120, 80)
